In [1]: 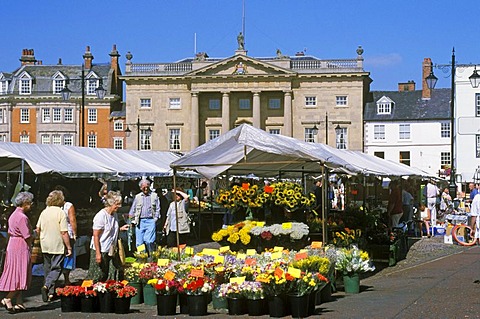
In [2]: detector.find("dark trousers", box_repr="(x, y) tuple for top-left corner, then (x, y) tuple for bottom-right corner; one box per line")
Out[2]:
(43, 253), (64, 295)
(166, 231), (186, 247)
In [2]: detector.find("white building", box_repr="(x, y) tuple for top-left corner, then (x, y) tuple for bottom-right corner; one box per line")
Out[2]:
(454, 65), (480, 183)
(364, 59), (452, 179)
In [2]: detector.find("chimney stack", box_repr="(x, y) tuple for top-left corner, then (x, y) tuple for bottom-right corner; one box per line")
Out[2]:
(422, 58), (433, 99)
(19, 48), (37, 65)
(109, 44), (121, 94)
(83, 46), (94, 69)
(398, 80), (416, 92)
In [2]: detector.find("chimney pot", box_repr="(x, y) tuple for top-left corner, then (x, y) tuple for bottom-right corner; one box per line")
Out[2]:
(422, 58), (433, 99)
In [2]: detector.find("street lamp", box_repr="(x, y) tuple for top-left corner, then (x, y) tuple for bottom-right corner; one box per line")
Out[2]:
(61, 64), (106, 147)
(125, 116), (154, 150)
(426, 48), (480, 196)
(311, 112), (330, 144)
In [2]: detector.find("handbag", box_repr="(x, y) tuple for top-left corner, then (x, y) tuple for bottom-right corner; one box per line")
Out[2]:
(63, 247), (76, 270)
(31, 238), (43, 264)
(117, 239), (126, 266)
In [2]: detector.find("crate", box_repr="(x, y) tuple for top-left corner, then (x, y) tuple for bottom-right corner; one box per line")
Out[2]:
(367, 242), (399, 267)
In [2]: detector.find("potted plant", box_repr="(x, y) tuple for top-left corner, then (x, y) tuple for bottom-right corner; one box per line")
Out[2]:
(56, 285), (83, 312)
(80, 289), (98, 313)
(335, 245), (375, 294)
(139, 262), (160, 305)
(180, 276), (214, 316)
(149, 277), (180, 316)
(255, 268), (289, 317)
(242, 281), (267, 316)
(124, 262), (144, 304)
(111, 282), (137, 314)
(93, 280), (117, 313)
(218, 282), (247, 315)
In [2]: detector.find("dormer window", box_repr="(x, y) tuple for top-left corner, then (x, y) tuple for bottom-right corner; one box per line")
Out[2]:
(52, 72), (66, 94)
(0, 74), (8, 95)
(0, 80), (8, 95)
(86, 73), (100, 95)
(19, 73), (32, 95)
(376, 96), (394, 114)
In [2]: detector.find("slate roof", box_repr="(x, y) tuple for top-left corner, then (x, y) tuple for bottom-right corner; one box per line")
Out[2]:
(364, 88), (451, 122)
(7, 63), (111, 96)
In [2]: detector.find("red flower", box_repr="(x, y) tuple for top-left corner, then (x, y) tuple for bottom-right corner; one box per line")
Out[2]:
(285, 273), (295, 281)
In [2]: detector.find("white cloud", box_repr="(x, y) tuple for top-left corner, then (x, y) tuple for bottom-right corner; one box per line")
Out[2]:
(365, 53), (403, 67)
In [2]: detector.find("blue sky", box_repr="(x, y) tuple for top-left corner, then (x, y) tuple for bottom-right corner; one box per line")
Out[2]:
(1, 0), (478, 91)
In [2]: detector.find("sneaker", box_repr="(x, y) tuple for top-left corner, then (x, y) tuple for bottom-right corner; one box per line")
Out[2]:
(41, 286), (49, 302)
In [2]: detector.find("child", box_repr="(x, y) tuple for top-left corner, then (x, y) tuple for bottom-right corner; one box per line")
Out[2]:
(418, 204), (431, 238)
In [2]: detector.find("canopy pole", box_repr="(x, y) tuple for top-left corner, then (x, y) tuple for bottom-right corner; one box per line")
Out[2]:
(21, 159), (25, 190)
(322, 165), (327, 245)
(173, 169), (181, 260)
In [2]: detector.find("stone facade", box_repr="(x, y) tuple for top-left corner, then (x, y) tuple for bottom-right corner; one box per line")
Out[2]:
(121, 46), (371, 152)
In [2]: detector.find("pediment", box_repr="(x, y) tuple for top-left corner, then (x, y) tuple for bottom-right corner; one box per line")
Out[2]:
(188, 55), (295, 77)
(377, 95), (394, 104)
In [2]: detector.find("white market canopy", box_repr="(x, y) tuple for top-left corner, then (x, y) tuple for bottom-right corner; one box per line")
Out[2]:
(0, 142), (197, 179)
(171, 124), (432, 179)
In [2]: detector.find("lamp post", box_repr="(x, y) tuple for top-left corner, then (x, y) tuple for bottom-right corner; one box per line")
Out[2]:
(61, 64), (106, 147)
(125, 116), (154, 150)
(425, 48), (480, 196)
(311, 112), (330, 144)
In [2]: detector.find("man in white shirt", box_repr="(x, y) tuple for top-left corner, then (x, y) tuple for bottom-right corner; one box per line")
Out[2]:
(470, 187), (480, 239)
(425, 180), (440, 227)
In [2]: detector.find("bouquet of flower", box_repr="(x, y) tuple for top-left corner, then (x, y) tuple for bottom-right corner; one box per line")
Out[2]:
(139, 262), (159, 282)
(216, 183), (263, 210)
(290, 255), (331, 275)
(241, 281), (264, 300)
(113, 283), (138, 299)
(124, 262), (144, 282)
(148, 278), (180, 295)
(55, 285), (84, 297)
(267, 181), (316, 211)
(180, 276), (214, 295)
(211, 220), (258, 245)
(334, 245), (375, 275)
(332, 228), (362, 247)
(285, 271), (317, 296)
(255, 269), (288, 297)
(92, 280), (119, 294)
(217, 282), (244, 299)
(84, 289), (97, 298)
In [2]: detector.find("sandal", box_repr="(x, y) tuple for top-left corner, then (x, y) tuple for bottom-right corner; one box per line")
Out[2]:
(1, 298), (15, 314)
(14, 304), (27, 312)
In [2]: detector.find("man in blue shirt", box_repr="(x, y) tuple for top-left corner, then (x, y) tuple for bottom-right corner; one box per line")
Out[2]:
(129, 179), (161, 254)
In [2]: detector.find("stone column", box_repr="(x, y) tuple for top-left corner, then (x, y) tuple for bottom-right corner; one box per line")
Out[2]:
(253, 91), (261, 128)
(284, 91), (292, 136)
(222, 92), (230, 134)
(191, 92), (199, 149)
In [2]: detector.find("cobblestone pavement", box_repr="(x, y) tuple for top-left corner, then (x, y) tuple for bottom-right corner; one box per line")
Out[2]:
(2, 237), (478, 318)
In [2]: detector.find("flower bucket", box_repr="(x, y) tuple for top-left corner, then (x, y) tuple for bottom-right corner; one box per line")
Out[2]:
(156, 294), (177, 316)
(142, 283), (157, 305)
(319, 283), (332, 303)
(227, 297), (247, 315)
(98, 292), (114, 313)
(212, 294), (228, 309)
(179, 293), (189, 314)
(129, 281), (143, 304)
(267, 294), (289, 318)
(308, 290), (318, 315)
(187, 294), (209, 316)
(80, 295), (98, 313)
(343, 273), (360, 294)
(114, 297), (131, 314)
(287, 293), (309, 318)
(60, 295), (81, 312)
(247, 298), (267, 316)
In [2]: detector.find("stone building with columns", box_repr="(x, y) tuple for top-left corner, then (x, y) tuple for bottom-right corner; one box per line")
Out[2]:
(121, 44), (371, 152)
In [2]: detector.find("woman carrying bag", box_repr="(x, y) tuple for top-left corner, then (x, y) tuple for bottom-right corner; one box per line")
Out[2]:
(163, 189), (190, 247)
